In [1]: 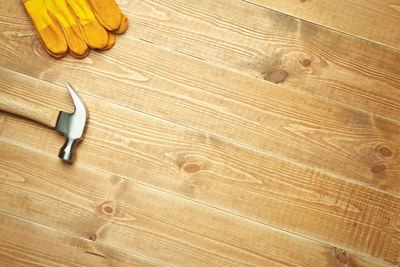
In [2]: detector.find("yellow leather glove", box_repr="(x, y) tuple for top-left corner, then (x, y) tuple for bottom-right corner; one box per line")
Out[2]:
(22, 0), (128, 58)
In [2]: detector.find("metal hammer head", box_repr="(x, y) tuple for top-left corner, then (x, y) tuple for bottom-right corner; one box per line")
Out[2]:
(55, 83), (87, 162)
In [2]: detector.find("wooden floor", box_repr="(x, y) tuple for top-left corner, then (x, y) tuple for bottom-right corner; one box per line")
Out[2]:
(1, 0), (399, 266)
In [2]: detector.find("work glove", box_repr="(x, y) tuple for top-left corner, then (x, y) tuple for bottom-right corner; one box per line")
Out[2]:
(22, 0), (128, 58)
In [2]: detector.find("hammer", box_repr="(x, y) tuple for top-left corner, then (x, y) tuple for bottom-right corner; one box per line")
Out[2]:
(0, 83), (87, 162)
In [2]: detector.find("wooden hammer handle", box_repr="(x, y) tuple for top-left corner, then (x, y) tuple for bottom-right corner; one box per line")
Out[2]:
(0, 91), (59, 128)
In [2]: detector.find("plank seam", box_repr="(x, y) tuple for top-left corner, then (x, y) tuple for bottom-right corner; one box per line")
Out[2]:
(0, 210), (172, 266)
(62, 91), (400, 197)
(240, 0), (400, 53)
(0, 210), (173, 266)
(116, 36), (400, 126)
(0, 137), (395, 266)
(1, 66), (399, 198)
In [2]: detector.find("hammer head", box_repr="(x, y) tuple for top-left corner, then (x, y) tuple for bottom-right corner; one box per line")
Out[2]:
(55, 83), (87, 162)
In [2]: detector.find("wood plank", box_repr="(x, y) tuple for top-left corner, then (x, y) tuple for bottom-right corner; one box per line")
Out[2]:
(1, 10), (400, 194)
(245, 0), (400, 50)
(117, 0), (400, 121)
(346, 254), (392, 267)
(0, 141), (392, 267)
(0, 213), (161, 267)
(6, 0), (400, 122)
(1, 69), (400, 265)
(3, 1), (400, 124)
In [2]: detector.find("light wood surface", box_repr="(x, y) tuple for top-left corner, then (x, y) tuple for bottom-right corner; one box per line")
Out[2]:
(118, 0), (400, 121)
(0, 212), (161, 267)
(4, 0), (400, 121)
(1, 68), (399, 265)
(2, 27), (400, 194)
(0, 90), (59, 128)
(247, 0), (400, 50)
(0, 141), (391, 267)
(0, 0), (399, 266)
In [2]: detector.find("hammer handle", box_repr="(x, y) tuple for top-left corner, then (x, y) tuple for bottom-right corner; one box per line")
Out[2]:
(0, 92), (59, 128)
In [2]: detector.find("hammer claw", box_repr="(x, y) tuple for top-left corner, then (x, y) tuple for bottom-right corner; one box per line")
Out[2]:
(55, 83), (87, 162)
(65, 82), (86, 117)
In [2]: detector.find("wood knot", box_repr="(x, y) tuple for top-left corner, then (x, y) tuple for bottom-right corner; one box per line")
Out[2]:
(184, 164), (201, 173)
(377, 146), (392, 157)
(100, 201), (116, 216)
(104, 206), (113, 213)
(264, 70), (288, 84)
(301, 59), (311, 67)
(334, 247), (347, 264)
(89, 234), (97, 241)
(371, 164), (386, 174)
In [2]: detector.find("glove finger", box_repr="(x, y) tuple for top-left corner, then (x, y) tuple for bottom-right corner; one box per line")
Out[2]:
(66, 0), (109, 49)
(86, 0), (123, 31)
(44, 0), (89, 58)
(69, 46), (90, 58)
(22, 0), (67, 57)
(113, 13), (128, 34)
(98, 31), (116, 50)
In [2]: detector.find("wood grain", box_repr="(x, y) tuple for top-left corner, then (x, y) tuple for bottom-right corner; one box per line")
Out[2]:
(1, 1), (400, 265)
(1, 69), (399, 265)
(0, 141), (392, 267)
(0, 212), (161, 267)
(0, 90), (59, 128)
(116, 0), (400, 121)
(1, 12), (400, 194)
(246, 0), (400, 50)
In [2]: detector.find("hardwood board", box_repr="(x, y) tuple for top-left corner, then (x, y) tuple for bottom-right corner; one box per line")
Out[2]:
(1, 70), (400, 265)
(0, 141), (393, 267)
(1, 13), (400, 194)
(345, 255), (392, 267)
(245, 0), (400, 50)
(0, 213), (161, 267)
(1, 1), (399, 266)
(115, 0), (400, 121)
(5, 0), (400, 121)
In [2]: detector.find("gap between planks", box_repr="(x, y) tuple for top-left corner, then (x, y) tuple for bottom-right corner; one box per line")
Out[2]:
(2, 1), (400, 193)
(2, 66), (398, 199)
(4, 68), (400, 252)
(169, 43), (400, 127)
(1, 31), (399, 195)
(0, 68), (400, 264)
(0, 132), (372, 253)
(3, 0), (400, 122)
(3, 140), (394, 266)
(241, 0), (400, 52)
(1, 1), (399, 121)
(142, 35), (400, 127)
(115, 0), (400, 121)
(0, 210), (168, 267)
